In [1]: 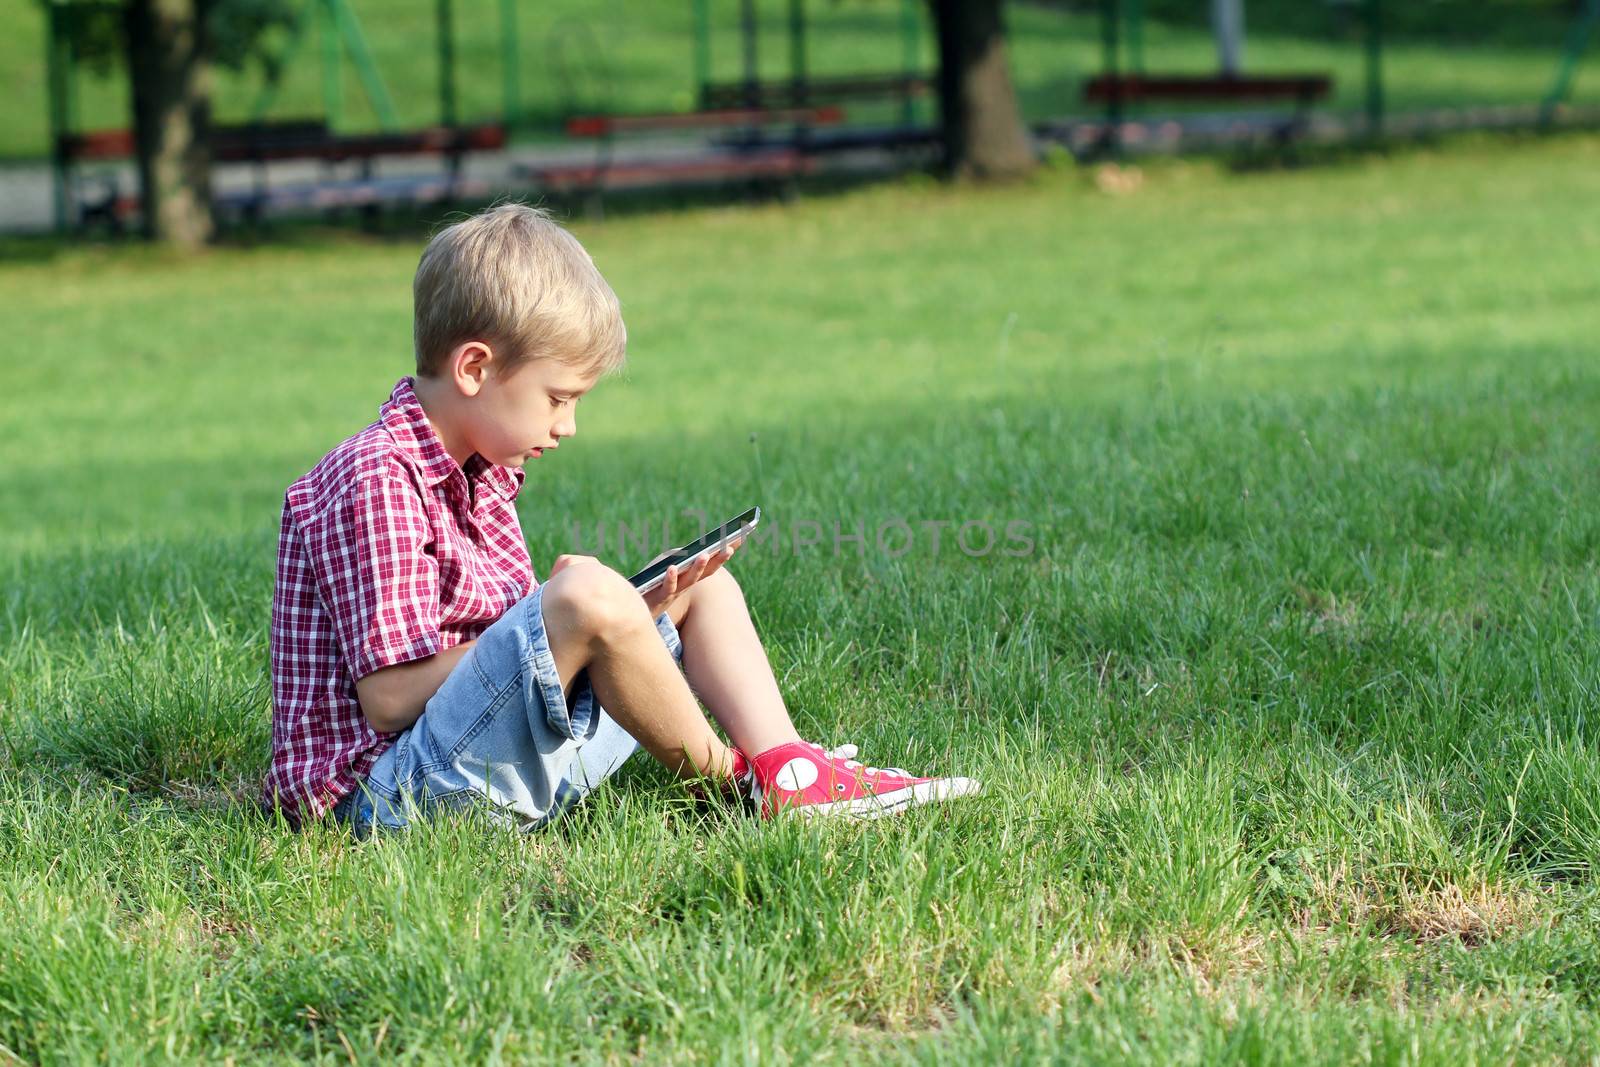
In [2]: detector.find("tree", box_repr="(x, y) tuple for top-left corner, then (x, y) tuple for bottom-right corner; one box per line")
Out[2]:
(57, 0), (291, 247)
(926, 0), (1036, 180)
(126, 0), (213, 246)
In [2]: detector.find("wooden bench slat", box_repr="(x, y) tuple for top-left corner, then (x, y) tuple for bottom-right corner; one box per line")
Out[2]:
(62, 121), (330, 161)
(215, 173), (495, 212)
(64, 121), (507, 227)
(522, 150), (809, 192)
(701, 73), (928, 110)
(59, 122), (504, 164)
(539, 105), (841, 199)
(95, 170), (495, 223)
(1084, 74), (1332, 104)
(565, 106), (843, 138)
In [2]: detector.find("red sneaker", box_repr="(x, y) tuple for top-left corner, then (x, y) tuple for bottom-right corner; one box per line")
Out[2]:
(749, 741), (981, 819)
(683, 748), (756, 808)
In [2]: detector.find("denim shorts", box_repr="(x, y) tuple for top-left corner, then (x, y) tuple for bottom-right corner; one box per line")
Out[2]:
(333, 583), (683, 835)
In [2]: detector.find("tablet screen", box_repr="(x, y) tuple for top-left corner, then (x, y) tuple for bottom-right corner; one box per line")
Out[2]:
(627, 506), (760, 591)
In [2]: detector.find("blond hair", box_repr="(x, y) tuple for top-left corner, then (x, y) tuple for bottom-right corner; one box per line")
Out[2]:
(413, 203), (626, 378)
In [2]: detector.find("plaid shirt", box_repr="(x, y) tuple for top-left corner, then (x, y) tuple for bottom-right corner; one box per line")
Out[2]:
(264, 377), (534, 824)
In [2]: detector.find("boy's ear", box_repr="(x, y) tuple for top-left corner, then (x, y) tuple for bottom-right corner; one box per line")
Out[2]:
(448, 341), (495, 397)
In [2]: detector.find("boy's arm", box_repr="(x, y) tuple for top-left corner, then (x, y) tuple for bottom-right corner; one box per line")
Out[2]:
(355, 639), (477, 734)
(303, 470), (457, 735)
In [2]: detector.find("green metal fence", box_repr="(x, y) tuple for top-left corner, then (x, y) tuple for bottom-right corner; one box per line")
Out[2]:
(14, 0), (1600, 164)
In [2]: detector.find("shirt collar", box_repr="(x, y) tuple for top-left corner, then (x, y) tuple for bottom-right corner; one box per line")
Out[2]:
(380, 377), (526, 504)
(464, 451), (525, 507)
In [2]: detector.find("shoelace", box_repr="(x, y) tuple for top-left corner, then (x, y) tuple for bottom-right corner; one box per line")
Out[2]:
(811, 742), (909, 779)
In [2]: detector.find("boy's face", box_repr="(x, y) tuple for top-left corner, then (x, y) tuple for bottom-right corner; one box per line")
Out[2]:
(469, 355), (599, 469)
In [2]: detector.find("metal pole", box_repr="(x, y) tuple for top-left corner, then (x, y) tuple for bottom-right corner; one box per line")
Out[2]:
(437, 0), (458, 127)
(1211, 0), (1245, 76)
(789, 0), (807, 107)
(332, 0), (400, 129)
(900, 0), (918, 124)
(1364, 0), (1383, 136)
(692, 0), (711, 108)
(320, 0), (343, 129)
(741, 0), (759, 109)
(1541, 0), (1600, 127)
(1100, 0), (1122, 149)
(45, 1), (70, 231)
(1126, 0), (1144, 75)
(501, 0), (520, 130)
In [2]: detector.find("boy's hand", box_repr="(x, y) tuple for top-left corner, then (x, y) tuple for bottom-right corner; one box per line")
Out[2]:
(642, 539), (741, 617)
(548, 554), (603, 578)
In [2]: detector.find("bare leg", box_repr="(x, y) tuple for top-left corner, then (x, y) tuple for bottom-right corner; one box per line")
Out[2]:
(542, 564), (733, 779)
(667, 569), (803, 756)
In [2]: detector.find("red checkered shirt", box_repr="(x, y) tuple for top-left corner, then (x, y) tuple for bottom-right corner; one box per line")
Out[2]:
(264, 376), (535, 824)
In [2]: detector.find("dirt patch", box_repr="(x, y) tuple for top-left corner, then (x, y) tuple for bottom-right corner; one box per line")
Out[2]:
(835, 1000), (955, 1041)
(1292, 585), (1362, 636)
(1299, 862), (1549, 946)
(1045, 927), (1271, 1005)
(1049, 933), (1135, 1001)
(1385, 881), (1546, 946)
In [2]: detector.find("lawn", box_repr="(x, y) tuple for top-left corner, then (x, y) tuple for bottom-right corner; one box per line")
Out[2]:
(3, 133), (1600, 1062)
(3, 0), (1594, 159)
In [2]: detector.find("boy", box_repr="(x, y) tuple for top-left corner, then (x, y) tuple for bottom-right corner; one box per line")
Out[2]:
(263, 203), (979, 833)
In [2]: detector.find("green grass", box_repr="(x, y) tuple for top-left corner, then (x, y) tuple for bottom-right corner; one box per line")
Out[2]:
(3, 0), (1595, 159)
(4, 133), (1600, 1062)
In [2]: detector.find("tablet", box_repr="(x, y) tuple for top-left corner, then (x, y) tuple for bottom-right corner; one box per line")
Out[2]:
(628, 506), (760, 594)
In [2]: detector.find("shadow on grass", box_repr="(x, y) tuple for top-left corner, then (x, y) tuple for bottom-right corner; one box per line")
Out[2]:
(0, 234), (80, 265)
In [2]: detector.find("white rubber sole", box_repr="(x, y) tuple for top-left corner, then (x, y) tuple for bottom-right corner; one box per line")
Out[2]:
(778, 777), (983, 820)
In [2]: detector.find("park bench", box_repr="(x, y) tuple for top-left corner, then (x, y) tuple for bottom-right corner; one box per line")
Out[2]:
(518, 106), (844, 211)
(699, 73), (933, 156)
(1085, 73), (1332, 109)
(1083, 73), (1333, 145)
(57, 120), (506, 228)
(699, 72), (930, 111)
(212, 123), (506, 224)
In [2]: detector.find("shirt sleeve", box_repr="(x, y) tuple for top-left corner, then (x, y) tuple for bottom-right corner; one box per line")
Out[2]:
(304, 470), (442, 681)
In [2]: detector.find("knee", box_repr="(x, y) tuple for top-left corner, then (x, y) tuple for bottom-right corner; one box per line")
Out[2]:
(697, 566), (741, 600)
(541, 563), (651, 646)
(678, 566), (742, 629)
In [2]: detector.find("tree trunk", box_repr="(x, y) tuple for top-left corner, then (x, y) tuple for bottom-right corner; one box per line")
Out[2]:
(929, 0), (1036, 180)
(126, 0), (214, 246)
